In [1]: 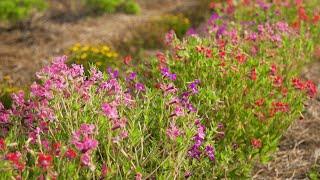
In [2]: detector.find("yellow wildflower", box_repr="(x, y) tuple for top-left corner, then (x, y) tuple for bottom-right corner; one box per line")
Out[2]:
(81, 46), (90, 51)
(102, 46), (110, 51)
(80, 53), (88, 60)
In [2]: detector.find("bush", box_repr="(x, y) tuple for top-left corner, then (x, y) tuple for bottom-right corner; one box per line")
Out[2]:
(85, 0), (140, 14)
(67, 43), (119, 72)
(0, 0), (47, 22)
(0, 76), (20, 108)
(119, 13), (191, 53)
(120, 0), (141, 14)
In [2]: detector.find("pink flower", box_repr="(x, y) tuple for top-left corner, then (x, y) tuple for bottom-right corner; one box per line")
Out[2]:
(165, 29), (175, 45)
(80, 152), (91, 166)
(72, 134), (98, 153)
(70, 64), (84, 77)
(166, 123), (181, 140)
(71, 124), (99, 153)
(251, 138), (262, 149)
(80, 124), (96, 135)
(102, 103), (119, 119)
(272, 76), (283, 87)
(270, 64), (277, 75)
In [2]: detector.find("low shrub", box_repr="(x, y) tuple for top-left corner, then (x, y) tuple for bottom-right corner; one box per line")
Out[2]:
(118, 13), (191, 54)
(0, 0), (47, 22)
(68, 43), (119, 72)
(85, 0), (140, 14)
(0, 76), (20, 108)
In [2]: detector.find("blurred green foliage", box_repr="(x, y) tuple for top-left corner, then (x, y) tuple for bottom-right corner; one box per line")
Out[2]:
(0, 0), (47, 22)
(85, 0), (140, 14)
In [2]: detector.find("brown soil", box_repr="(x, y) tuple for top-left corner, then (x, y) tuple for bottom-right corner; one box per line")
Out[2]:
(253, 60), (320, 179)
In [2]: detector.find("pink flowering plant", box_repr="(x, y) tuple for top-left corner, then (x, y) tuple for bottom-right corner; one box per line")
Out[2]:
(0, 0), (319, 179)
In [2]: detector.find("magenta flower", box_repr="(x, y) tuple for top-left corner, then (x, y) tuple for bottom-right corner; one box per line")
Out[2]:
(205, 145), (215, 161)
(126, 72), (137, 81)
(102, 103), (119, 119)
(79, 124), (96, 135)
(161, 67), (176, 81)
(70, 64), (84, 77)
(71, 124), (99, 153)
(188, 79), (200, 94)
(135, 83), (146, 92)
(166, 123), (181, 140)
(80, 152), (91, 166)
(107, 68), (119, 79)
(186, 27), (197, 36)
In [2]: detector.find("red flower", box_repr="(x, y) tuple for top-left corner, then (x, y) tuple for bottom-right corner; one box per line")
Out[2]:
(295, 0), (303, 6)
(101, 163), (109, 178)
(195, 45), (205, 53)
(305, 80), (317, 98)
(0, 138), (5, 150)
(291, 20), (301, 29)
(123, 55), (132, 65)
(270, 64), (277, 75)
(255, 98), (265, 106)
(219, 50), (226, 58)
(209, 2), (215, 9)
(292, 78), (305, 90)
(298, 7), (308, 21)
(250, 68), (257, 81)
(251, 138), (262, 149)
(6, 152), (21, 163)
(281, 87), (288, 97)
(52, 142), (61, 156)
(37, 153), (52, 169)
(236, 53), (247, 64)
(272, 102), (290, 113)
(156, 52), (167, 67)
(65, 148), (77, 160)
(205, 49), (213, 58)
(13, 162), (25, 171)
(272, 76), (283, 87)
(313, 13), (320, 24)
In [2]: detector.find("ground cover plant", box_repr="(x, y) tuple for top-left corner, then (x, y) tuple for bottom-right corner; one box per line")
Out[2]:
(0, 76), (21, 108)
(0, 0), (319, 179)
(68, 43), (120, 72)
(0, 0), (47, 23)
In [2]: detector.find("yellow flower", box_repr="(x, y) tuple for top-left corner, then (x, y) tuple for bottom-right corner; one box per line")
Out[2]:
(102, 46), (110, 51)
(112, 52), (118, 58)
(91, 47), (99, 53)
(71, 46), (79, 52)
(3, 75), (11, 81)
(96, 61), (102, 66)
(81, 46), (90, 51)
(80, 53), (88, 60)
(106, 52), (112, 57)
(184, 18), (190, 24)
